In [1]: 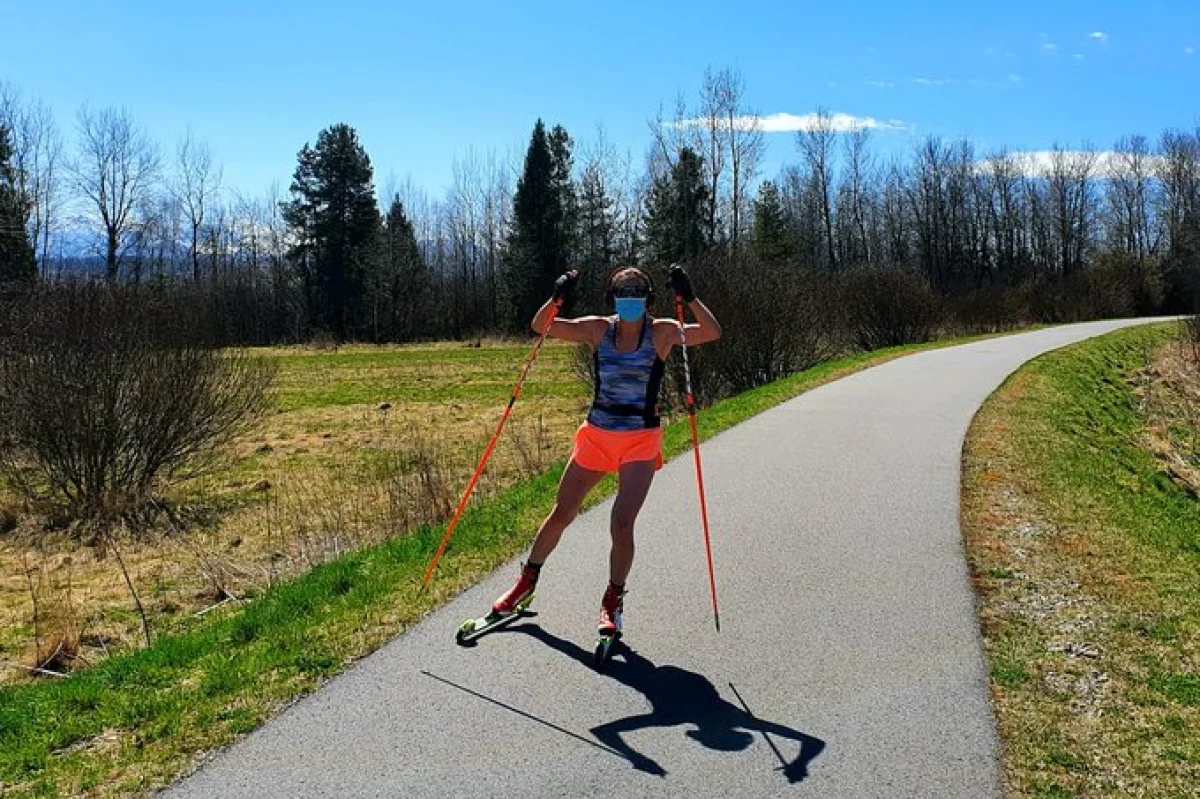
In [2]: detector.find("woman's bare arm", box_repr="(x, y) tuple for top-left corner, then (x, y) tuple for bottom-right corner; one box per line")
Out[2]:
(529, 296), (607, 344)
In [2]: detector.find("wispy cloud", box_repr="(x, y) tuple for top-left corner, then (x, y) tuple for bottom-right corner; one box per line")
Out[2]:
(978, 150), (1164, 178)
(1186, 46), (1196, 56)
(1089, 31), (1110, 44)
(913, 77), (954, 86)
(969, 74), (1024, 89)
(865, 80), (897, 89)
(1042, 42), (1059, 53)
(1073, 53), (1085, 61)
(676, 112), (905, 134)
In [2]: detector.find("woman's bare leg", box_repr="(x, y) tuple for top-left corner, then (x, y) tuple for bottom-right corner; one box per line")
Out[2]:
(608, 460), (656, 585)
(527, 460), (607, 564)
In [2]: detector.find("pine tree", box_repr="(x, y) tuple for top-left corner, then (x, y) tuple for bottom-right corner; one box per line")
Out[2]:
(503, 120), (577, 329)
(381, 196), (429, 340)
(751, 180), (796, 265)
(0, 125), (36, 286)
(548, 125), (577, 274)
(641, 147), (710, 267)
(281, 123), (380, 340)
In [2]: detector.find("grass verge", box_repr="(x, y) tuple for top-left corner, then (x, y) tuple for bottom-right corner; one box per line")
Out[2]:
(962, 323), (1199, 798)
(2, 327), (1031, 797)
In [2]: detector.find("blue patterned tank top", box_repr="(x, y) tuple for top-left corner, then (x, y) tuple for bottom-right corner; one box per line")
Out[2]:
(587, 317), (666, 431)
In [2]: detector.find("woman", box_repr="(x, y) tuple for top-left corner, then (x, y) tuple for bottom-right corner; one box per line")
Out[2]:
(491, 265), (722, 638)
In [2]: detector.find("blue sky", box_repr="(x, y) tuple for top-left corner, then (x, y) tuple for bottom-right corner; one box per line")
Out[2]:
(2, 0), (1197, 199)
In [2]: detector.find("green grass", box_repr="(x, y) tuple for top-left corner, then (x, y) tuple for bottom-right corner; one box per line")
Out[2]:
(962, 322), (1200, 797)
(266, 343), (581, 411)
(0, 328), (1031, 797)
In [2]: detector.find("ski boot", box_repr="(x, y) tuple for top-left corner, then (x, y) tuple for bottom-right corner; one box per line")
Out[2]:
(593, 583), (625, 668)
(456, 563), (538, 646)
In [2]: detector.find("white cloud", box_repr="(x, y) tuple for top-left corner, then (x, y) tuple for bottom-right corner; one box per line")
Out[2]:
(977, 150), (1164, 178)
(1042, 42), (1059, 52)
(1089, 31), (1110, 44)
(913, 77), (954, 86)
(1186, 46), (1196, 56)
(1074, 53), (1085, 60)
(676, 112), (905, 134)
(969, 74), (1024, 88)
(865, 80), (897, 89)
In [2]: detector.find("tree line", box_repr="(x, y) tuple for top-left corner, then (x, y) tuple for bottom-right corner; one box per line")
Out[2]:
(1, 70), (1198, 350)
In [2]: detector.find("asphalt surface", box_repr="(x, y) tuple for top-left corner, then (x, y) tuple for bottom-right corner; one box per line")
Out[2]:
(165, 319), (1161, 798)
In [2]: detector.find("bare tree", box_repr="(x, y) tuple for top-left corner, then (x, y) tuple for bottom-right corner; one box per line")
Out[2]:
(175, 131), (222, 283)
(448, 151), (484, 334)
(839, 127), (873, 265)
(983, 150), (1030, 282)
(1046, 145), (1099, 277)
(717, 68), (764, 254)
(482, 150), (512, 323)
(1111, 136), (1164, 260)
(71, 106), (160, 281)
(647, 94), (689, 180)
(0, 83), (62, 272)
(695, 68), (730, 247)
(795, 109), (838, 269)
(576, 137), (616, 292)
(1157, 129), (1200, 251)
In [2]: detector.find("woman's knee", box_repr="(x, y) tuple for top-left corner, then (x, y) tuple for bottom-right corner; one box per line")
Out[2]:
(549, 502), (579, 527)
(610, 514), (636, 541)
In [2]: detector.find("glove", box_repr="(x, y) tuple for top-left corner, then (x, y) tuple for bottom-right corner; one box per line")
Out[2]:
(668, 265), (695, 303)
(552, 270), (579, 303)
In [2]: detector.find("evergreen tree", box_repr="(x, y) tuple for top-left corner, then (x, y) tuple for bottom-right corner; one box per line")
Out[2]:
(381, 196), (429, 340)
(503, 120), (577, 329)
(641, 147), (710, 267)
(548, 125), (577, 273)
(281, 123), (380, 339)
(0, 125), (36, 286)
(751, 180), (796, 265)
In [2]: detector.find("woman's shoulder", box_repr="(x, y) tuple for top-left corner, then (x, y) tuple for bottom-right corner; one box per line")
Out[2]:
(650, 317), (682, 334)
(650, 316), (681, 347)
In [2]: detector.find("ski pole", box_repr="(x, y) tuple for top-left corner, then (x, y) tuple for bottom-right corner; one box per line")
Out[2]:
(420, 298), (562, 592)
(674, 293), (721, 632)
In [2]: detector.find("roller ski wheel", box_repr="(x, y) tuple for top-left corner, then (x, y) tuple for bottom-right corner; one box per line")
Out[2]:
(454, 594), (535, 646)
(593, 628), (622, 668)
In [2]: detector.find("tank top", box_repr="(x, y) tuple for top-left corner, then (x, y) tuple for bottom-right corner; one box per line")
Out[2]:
(587, 317), (666, 431)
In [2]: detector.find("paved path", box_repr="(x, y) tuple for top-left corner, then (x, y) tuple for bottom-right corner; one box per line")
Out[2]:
(165, 319), (1161, 798)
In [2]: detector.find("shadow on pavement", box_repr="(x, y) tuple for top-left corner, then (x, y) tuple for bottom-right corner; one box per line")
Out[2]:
(473, 622), (827, 782)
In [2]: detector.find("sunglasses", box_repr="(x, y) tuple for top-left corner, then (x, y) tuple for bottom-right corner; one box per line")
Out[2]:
(613, 284), (649, 299)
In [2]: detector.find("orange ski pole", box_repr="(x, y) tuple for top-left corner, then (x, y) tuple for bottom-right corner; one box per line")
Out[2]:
(674, 294), (720, 632)
(420, 299), (562, 592)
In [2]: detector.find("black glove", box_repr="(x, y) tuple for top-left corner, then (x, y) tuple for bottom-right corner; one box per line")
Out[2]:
(668, 265), (695, 303)
(552, 270), (579, 302)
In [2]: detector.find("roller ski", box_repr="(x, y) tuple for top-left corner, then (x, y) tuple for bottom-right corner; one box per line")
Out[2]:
(593, 584), (625, 668)
(456, 563), (538, 646)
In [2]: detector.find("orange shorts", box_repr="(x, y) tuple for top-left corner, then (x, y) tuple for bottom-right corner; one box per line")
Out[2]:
(570, 422), (663, 474)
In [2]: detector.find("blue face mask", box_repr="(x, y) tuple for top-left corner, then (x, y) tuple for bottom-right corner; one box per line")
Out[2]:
(615, 297), (646, 322)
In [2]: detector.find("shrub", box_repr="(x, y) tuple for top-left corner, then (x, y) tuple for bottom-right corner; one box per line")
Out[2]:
(843, 268), (942, 350)
(698, 257), (836, 395)
(0, 282), (275, 528)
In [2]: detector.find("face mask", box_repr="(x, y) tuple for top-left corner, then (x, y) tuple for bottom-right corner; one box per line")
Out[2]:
(615, 297), (646, 322)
